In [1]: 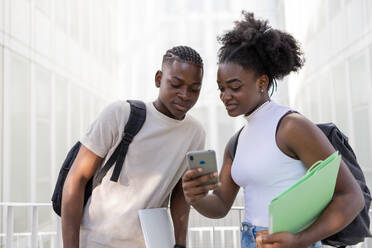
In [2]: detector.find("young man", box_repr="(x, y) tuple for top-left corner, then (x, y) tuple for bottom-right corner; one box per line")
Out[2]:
(61, 46), (205, 248)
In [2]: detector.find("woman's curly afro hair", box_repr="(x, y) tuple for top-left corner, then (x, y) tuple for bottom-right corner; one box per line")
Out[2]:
(218, 11), (305, 93)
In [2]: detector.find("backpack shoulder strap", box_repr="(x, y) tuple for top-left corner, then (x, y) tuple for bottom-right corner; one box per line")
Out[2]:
(93, 100), (146, 187)
(227, 127), (244, 160)
(110, 100), (146, 181)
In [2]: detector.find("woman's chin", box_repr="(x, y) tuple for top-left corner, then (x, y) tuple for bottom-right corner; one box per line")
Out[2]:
(226, 110), (240, 117)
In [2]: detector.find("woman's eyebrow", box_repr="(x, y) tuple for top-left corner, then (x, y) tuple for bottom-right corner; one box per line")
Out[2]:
(226, 78), (242, 84)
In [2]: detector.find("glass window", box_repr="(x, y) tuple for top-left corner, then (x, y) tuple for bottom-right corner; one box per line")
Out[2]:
(349, 52), (370, 107)
(70, 0), (80, 42)
(328, 0), (341, 20)
(54, 75), (68, 173)
(34, 0), (50, 16)
(186, 20), (204, 56)
(332, 63), (351, 136)
(81, 0), (91, 51)
(70, 85), (81, 145)
(213, 0), (230, 12)
(367, 0), (372, 29)
(81, 90), (93, 134)
(352, 106), (371, 171)
(309, 80), (320, 123)
(8, 50), (31, 232)
(0, 0), (3, 31)
(370, 44), (372, 88)
(11, 0), (30, 44)
(187, 0), (203, 12)
(0, 46), (3, 205)
(54, 0), (67, 32)
(318, 74), (334, 123)
(163, 0), (180, 15)
(34, 64), (51, 205)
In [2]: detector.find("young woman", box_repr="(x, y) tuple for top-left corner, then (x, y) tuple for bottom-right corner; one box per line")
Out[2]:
(182, 12), (364, 248)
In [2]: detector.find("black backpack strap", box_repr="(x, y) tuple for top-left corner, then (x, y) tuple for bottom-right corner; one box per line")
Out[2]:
(227, 127), (244, 160)
(110, 100), (146, 182)
(93, 100), (146, 187)
(275, 110), (298, 135)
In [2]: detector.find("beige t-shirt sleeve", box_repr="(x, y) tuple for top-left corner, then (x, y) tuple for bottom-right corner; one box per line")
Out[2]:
(80, 101), (130, 158)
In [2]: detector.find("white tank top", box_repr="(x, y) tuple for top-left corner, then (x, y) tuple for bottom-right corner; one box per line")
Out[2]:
(231, 101), (307, 227)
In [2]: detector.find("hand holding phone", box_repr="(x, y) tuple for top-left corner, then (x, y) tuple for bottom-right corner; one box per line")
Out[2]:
(186, 150), (219, 186)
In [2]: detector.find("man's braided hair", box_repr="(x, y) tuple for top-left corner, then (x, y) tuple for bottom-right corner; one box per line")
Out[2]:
(163, 46), (203, 70)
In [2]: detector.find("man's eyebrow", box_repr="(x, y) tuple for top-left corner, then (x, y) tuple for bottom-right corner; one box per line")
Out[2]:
(171, 76), (185, 83)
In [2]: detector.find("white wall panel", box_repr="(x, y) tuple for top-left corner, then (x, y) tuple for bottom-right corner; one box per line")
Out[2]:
(353, 106), (371, 171)
(54, 75), (68, 170)
(0, 0), (4, 32)
(34, 0), (50, 17)
(55, 29), (67, 67)
(349, 51), (370, 107)
(347, 0), (365, 44)
(332, 63), (351, 136)
(0, 46), (3, 204)
(10, 0), (30, 45)
(33, 9), (51, 57)
(7, 49), (30, 232)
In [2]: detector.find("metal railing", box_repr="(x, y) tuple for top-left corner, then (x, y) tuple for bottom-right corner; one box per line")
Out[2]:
(0, 203), (371, 248)
(0, 202), (61, 248)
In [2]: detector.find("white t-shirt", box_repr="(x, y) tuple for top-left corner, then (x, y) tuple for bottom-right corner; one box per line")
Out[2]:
(79, 101), (205, 248)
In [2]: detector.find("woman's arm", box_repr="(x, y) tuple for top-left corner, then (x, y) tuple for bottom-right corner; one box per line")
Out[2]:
(262, 113), (364, 247)
(182, 146), (240, 218)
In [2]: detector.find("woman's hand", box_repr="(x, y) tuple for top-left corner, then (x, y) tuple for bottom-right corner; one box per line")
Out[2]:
(181, 168), (219, 205)
(259, 232), (306, 248)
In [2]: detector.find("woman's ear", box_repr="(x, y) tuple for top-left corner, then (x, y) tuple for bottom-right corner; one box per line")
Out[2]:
(256, 74), (269, 93)
(155, 70), (162, 88)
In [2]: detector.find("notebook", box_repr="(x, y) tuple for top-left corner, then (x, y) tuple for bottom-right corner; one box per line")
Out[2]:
(269, 151), (341, 234)
(138, 208), (175, 248)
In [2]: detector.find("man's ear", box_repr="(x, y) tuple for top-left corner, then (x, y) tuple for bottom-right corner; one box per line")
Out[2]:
(155, 70), (162, 88)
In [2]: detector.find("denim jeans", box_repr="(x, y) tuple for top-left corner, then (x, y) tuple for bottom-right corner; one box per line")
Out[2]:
(241, 222), (322, 248)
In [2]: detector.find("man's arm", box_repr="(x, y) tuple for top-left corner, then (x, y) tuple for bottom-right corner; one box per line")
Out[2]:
(61, 145), (103, 248)
(170, 178), (190, 247)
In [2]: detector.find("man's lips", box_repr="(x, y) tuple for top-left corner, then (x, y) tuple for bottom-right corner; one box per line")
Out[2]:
(173, 102), (189, 112)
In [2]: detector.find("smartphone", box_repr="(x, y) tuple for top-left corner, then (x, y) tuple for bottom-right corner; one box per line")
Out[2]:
(186, 150), (218, 186)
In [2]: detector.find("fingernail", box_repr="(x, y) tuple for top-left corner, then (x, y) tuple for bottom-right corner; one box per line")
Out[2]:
(198, 168), (203, 172)
(213, 172), (218, 176)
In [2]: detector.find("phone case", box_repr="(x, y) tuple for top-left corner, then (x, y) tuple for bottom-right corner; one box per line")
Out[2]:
(186, 150), (218, 186)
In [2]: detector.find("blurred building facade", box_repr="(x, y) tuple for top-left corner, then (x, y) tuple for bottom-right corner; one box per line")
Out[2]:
(1, 0), (372, 247)
(0, 0), (122, 246)
(284, 0), (372, 190)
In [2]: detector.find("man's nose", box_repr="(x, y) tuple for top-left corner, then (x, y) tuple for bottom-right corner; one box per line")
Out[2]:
(178, 87), (190, 100)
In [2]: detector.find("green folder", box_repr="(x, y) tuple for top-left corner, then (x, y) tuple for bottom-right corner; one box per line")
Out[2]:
(268, 151), (341, 234)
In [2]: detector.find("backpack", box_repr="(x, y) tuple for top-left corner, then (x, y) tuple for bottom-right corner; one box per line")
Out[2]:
(51, 100), (146, 216)
(227, 120), (372, 247)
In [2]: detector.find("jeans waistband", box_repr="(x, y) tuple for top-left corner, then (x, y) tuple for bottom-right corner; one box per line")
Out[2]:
(241, 222), (267, 233)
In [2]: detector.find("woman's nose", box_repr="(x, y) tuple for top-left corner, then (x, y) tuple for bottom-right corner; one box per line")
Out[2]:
(220, 90), (232, 103)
